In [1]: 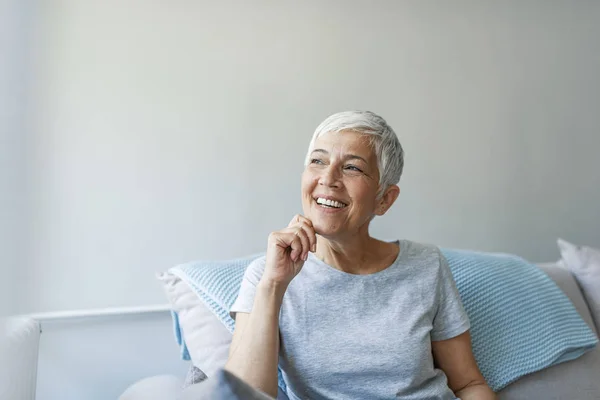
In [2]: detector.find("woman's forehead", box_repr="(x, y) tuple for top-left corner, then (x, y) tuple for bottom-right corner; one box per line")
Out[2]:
(312, 131), (375, 159)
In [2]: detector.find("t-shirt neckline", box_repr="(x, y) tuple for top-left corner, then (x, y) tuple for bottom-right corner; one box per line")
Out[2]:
(307, 239), (406, 278)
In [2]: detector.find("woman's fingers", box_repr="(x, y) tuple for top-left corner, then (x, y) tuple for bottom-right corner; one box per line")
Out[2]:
(298, 223), (317, 254)
(290, 217), (316, 252)
(288, 232), (305, 262)
(284, 215), (316, 261)
(288, 214), (313, 228)
(293, 228), (311, 261)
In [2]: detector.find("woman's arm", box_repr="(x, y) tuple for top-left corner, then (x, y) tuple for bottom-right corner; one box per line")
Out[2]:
(224, 280), (286, 398)
(432, 331), (496, 400)
(225, 214), (316, 397)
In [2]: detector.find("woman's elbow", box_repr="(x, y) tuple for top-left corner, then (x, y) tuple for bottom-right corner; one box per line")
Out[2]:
(455, 380), (496, 400)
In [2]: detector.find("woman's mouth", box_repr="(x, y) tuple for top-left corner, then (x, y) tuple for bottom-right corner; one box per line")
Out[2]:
(314, 197), (348, 209)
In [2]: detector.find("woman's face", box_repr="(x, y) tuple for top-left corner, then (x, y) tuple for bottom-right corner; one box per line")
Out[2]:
(301, 130), (387, 238)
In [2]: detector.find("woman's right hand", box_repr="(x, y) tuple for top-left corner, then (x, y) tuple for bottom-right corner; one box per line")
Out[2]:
(261, 214), (317, 288)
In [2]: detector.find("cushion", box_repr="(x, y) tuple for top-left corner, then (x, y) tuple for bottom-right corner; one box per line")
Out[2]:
(158, 271), (231, 378)
(497, 262), (600, 399)
(558, 238), (600, 332)
(443, 249), (597, 390)
(160, 248), (598, 393)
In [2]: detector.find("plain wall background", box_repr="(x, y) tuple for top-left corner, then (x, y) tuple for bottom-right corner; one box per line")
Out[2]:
(7, 0), (600, 313)
(1, 0), (30, 316)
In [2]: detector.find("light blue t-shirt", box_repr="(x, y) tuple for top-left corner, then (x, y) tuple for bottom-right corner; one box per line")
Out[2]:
(230, 240), (470, 400)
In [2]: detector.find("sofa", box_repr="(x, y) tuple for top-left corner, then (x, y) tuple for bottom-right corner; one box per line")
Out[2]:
(2, 240), (599, 400)
(150, 263), (600, 399)
(145, 239), (600, 400)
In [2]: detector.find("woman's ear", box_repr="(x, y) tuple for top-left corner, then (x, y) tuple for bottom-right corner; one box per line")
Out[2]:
(375, 185), (400, 216)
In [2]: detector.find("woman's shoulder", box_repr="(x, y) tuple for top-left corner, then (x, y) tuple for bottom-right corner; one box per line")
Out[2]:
(247, 254), (267, 268)
(397, 240), (452, 286)
(240, 254), (267, 284)
(399, 239), (444, 260)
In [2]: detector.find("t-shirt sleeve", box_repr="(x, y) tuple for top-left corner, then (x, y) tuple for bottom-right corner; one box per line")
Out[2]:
(431, 250), (471, 341)
(229, 256), (267, 319)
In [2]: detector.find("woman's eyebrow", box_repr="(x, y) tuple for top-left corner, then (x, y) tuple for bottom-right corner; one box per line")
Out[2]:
(311, 149), (367, 162)
(345, 154), (368, 163)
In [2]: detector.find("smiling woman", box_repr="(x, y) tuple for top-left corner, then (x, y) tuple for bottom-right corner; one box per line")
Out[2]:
(221, 111), (496, 400)
(301, 119), (400, 251)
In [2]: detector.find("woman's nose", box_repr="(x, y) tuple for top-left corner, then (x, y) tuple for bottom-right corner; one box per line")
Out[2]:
(318, 165), (341, 188)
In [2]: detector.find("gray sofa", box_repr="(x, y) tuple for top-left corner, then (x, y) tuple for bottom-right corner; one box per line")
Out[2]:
(159, 260), (600, 400)
(171, 261), (600, 400)
(3, 262), (597, 399)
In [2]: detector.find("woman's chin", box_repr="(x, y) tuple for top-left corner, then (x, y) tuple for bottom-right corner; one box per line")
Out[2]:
(311, 222), (342, 238)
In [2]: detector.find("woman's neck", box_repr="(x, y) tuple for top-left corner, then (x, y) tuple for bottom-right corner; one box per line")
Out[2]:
(314, 234), (396, 275)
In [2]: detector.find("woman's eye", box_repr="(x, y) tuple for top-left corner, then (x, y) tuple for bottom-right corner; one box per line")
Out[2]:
(310, 158), (323, 164)
(345, 165), (362, 172)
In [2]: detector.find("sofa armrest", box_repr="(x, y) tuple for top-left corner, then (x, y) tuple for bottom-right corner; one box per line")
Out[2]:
(0, 316), (41, 400)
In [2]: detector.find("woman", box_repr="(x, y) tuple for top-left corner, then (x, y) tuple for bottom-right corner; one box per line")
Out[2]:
(225, 111), (495, 400)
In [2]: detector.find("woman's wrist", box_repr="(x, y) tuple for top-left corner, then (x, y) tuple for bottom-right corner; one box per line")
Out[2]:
(257, 278), (288, 303)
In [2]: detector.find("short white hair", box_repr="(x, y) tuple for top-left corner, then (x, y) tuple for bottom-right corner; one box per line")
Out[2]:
(304, 110), (404, 198)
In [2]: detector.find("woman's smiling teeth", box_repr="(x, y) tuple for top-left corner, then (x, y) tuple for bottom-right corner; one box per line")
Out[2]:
(316, 197), (347, 209)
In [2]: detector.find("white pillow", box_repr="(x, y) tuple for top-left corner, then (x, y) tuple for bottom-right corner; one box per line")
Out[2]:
(157, 272), (232, 377)
(558, 238), (600, 332)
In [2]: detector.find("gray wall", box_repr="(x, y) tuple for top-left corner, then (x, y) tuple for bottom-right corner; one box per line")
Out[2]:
(14, 0), (600, 313)
(1, 0), (30, 317)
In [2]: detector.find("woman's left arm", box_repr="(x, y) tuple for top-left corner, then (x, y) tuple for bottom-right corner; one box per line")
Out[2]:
(432, 330), (496, 400)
